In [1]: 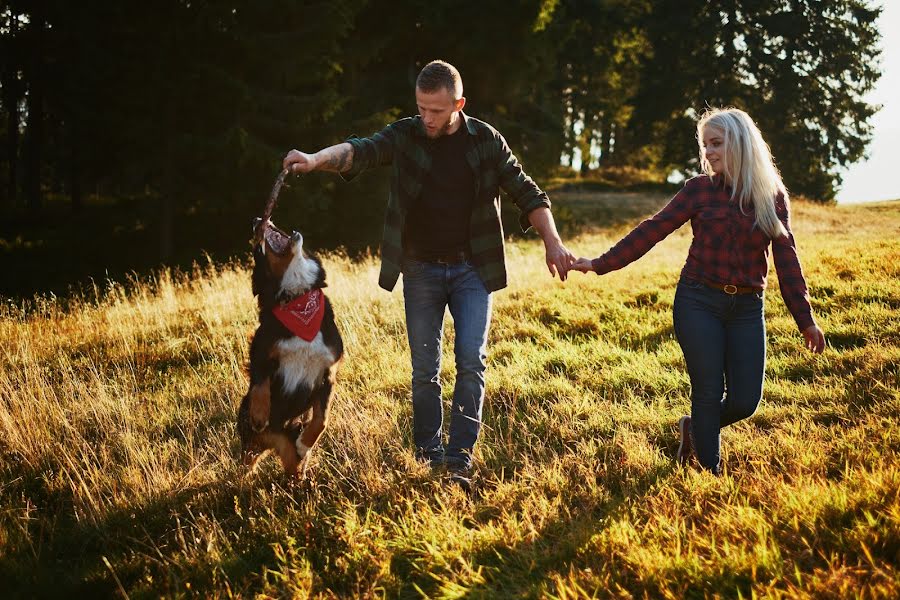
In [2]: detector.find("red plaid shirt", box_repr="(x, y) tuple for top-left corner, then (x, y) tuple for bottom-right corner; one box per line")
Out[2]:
(591, 175), (815, 331)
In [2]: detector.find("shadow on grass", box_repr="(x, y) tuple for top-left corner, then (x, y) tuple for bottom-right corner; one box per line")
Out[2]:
(0, 387), (281, 598)
(387, 459), (690, 598)
(826, 331), (869, 351)
(624, 324), (677, 352)
(0, 456), (330, 599)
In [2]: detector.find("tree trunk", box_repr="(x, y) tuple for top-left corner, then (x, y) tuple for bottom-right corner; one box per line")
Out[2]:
(579, 148), (591, 176)
(2, 11), (20, 211)
(23, 75), (44, 216)
(160, 185), (175, 261)
(159, 8), (180, 261)
(608, 122), (619, 165)
(159, 68), (177, 261)
(160, 102), (175, 261)
(599, 119), (611, 166)
(23, 10), (45, 217)
(3, 79), (19, 210)
(610, 122), (631, 166)
(70, 143), (82, 213)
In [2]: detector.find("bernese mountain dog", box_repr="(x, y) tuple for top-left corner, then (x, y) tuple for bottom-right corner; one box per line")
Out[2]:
(237, 219), (344, 477)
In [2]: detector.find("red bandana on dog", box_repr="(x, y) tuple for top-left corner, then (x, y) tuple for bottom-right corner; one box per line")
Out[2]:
(272, 288), (326, 341)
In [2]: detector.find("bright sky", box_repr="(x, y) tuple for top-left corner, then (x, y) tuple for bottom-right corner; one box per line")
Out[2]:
(836, 1), (900, 203)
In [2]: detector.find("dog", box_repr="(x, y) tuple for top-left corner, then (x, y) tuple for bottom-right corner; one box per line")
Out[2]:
(237, 219), (344, 477)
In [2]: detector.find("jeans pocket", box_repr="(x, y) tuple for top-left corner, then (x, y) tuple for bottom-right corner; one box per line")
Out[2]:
(679, 277), (706, 291)
(401, 257), (426, 276)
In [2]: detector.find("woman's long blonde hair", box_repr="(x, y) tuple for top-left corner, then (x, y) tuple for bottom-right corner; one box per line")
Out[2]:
(697, 108), (788, 239)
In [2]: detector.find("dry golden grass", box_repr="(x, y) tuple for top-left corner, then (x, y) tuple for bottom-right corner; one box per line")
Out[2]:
(1, 195), (898, 598)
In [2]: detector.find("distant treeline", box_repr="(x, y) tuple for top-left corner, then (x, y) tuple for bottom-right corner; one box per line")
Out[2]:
(0, 1), (882, 264)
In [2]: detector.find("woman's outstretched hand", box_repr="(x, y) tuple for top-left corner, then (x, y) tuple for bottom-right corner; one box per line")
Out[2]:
(571, 258), (595, 273)
(802, 324), (826, 353)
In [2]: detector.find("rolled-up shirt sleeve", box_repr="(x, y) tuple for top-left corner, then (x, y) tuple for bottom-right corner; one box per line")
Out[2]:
(592, 180), (695, 275)
(496, 133), (551, 232)
(772, 195), (816, 331)
(340, 125), (396, 182)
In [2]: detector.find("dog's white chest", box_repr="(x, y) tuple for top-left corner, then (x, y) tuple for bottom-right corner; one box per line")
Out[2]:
(275, 334), (334, 394)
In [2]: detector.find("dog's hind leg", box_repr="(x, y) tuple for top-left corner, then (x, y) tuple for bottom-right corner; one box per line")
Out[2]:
(237, 395), (268, 472)
(247, 330), (280, 432)
(295, 367), (337, 475)
(248, 379), (272, 432)
(271, 433), (301, 477)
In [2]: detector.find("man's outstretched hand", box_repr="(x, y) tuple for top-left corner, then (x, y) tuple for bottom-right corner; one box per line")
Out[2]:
(283, 149), (316, 174)
(545, 240), (576, 281)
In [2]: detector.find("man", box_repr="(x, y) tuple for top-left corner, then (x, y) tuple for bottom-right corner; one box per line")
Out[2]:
(283, 60), (573, 488)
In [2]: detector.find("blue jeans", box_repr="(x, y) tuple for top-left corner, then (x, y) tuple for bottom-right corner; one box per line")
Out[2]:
(673, 278), (766, 475)
(401, 257), (492, 470)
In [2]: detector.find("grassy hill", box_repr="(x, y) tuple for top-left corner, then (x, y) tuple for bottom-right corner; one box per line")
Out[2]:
(1, 193), (898, 598)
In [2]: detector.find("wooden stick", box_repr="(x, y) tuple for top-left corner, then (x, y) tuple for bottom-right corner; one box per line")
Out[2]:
(254, 168), (291, 244)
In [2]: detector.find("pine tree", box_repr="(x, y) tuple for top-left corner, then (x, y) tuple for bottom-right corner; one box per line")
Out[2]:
(626, 0), (881, 200)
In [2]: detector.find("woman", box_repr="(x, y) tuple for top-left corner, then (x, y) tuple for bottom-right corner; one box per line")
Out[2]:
(572, 107), (826, 475)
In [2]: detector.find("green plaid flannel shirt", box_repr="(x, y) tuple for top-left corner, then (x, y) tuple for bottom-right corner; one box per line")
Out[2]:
(340, 112), (551, 293)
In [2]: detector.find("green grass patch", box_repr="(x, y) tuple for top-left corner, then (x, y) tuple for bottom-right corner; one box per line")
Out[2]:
(1, 197), (899, 597)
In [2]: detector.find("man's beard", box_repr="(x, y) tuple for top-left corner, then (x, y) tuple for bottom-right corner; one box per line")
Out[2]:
(426, 115), (455, 139)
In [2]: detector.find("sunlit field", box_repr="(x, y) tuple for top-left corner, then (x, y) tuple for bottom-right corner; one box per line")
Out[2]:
(2, 194), (898, 598)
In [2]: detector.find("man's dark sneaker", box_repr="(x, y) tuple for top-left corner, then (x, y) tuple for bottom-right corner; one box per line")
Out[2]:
(677, 415), (693, 466)
(416, 447), (444, 470)
(445, 463), (473, 495)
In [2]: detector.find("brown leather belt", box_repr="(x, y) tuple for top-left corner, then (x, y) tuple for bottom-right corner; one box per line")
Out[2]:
(703, 281), (762, 295)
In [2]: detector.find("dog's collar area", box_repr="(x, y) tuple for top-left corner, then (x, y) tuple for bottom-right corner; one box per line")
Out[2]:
(275, 286), (322, 307)
(272, 288), (326, 342)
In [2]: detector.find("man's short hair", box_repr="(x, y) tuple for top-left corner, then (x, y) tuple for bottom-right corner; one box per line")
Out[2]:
(416, 60), (463, 99)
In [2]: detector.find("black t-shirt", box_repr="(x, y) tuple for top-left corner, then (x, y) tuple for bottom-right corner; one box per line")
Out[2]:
(403, 123), (476, 258)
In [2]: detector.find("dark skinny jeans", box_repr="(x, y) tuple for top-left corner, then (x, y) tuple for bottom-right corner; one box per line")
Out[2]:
(673, 277), (766, 474)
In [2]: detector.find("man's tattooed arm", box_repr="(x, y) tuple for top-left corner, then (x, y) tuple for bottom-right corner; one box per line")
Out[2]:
(313, 143), (353, 173)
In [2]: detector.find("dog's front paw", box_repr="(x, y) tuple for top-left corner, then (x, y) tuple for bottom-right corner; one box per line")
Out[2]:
(295, 439), (311, 461)
(287, 440), (312, 480)
(248, 382), (271, 432)
(240, 447), (262, 469)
